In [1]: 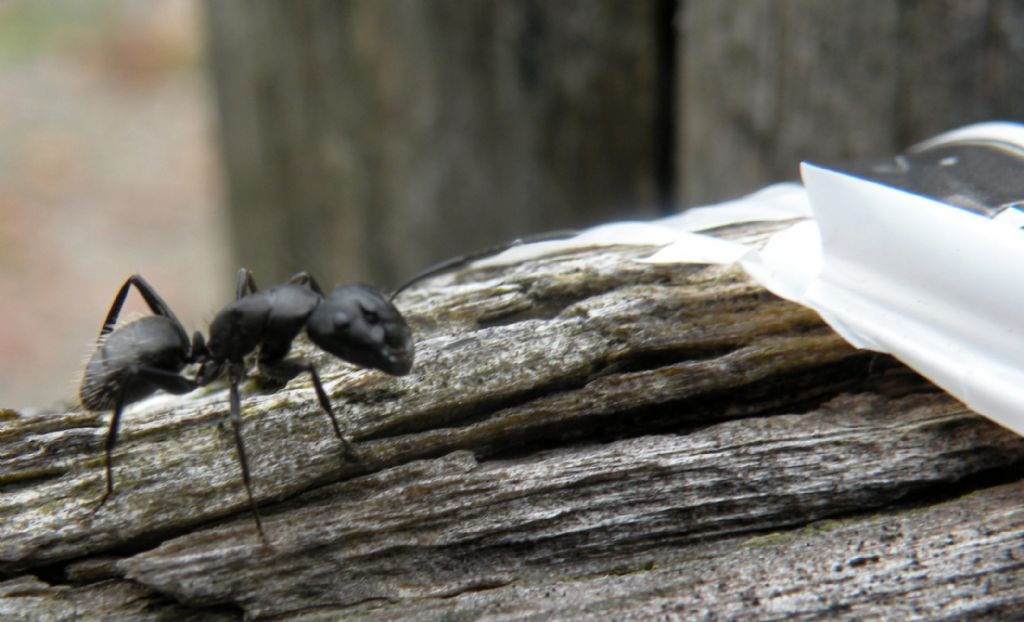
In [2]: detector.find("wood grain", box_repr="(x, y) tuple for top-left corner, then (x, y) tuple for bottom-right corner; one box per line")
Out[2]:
(2, 229), (1021, 619)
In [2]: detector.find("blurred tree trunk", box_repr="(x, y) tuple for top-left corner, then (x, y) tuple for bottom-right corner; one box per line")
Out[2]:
(204, 0), (673, 287)
(679, 0), (1024, 205)
(205, 0), (1024, 283)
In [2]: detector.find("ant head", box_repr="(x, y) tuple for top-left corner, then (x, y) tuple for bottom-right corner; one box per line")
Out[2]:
(307, 283), (414, 376)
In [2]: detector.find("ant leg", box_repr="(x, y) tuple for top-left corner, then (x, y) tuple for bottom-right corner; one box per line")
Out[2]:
(228, 364), (269, 547)
(238, 268), (324, 298)
(94, 388), (127, 511)
(97, 275), (189, 345)
(258, 357), (359, 462)
(98, 280), (134, 338)
(190, 331), (209, 363)
(285, 271), (325, 296)
(137, 366), (198, 394)
(389, 229), (579, 301)
(236, 268), (259, 299)
(92, 369), (194, 513)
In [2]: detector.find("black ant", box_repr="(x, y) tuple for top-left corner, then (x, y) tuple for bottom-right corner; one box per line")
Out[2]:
(80, 270), (413, 545)
(80, 231), (574, 544)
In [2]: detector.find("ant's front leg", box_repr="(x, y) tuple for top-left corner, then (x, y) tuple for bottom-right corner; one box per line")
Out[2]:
(257, 355), (360, 463)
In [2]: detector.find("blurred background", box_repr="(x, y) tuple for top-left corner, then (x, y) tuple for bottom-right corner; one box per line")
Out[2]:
(0, 0), (225, 410)
(2, 0), (1024, 410)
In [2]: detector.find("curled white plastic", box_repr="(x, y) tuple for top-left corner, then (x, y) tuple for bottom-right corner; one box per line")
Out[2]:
(466, 122), (1024, 436)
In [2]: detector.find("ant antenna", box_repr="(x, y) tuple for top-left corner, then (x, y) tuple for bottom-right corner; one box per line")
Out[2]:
(389, 229), (578, 301)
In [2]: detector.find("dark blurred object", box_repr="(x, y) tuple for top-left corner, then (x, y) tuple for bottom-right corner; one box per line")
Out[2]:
(204, 0), (673, 287)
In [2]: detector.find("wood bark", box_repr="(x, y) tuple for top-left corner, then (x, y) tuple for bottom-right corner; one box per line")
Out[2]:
(2, 221), (1022, 619)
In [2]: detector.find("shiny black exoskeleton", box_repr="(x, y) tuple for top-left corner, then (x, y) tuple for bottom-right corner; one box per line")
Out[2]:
(80, 270), (414, 545)
(81, 232), (561, 543)
(194, 269), (414, 542)
(79, 275), (206, 509)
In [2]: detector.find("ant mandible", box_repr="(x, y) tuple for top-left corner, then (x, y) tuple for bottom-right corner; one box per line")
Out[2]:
(80, 269), (413, 545)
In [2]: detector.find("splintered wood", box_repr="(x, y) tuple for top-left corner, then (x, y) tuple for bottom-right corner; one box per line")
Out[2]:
(2, 234), (1022, 620)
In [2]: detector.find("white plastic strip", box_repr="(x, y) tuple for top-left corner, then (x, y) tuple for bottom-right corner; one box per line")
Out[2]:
(465, 122), (1024, 436)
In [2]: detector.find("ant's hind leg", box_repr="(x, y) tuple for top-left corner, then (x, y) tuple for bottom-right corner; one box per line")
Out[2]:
(93, 389), (127, 512)
(97, 275), (189, 343)
(91, 368), (195, 514)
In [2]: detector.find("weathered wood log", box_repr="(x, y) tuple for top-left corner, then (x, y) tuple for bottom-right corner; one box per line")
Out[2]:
(1, 222), (1022, 619)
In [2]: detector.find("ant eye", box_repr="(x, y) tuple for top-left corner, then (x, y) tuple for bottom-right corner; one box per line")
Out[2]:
(364, 310), (380, 324)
